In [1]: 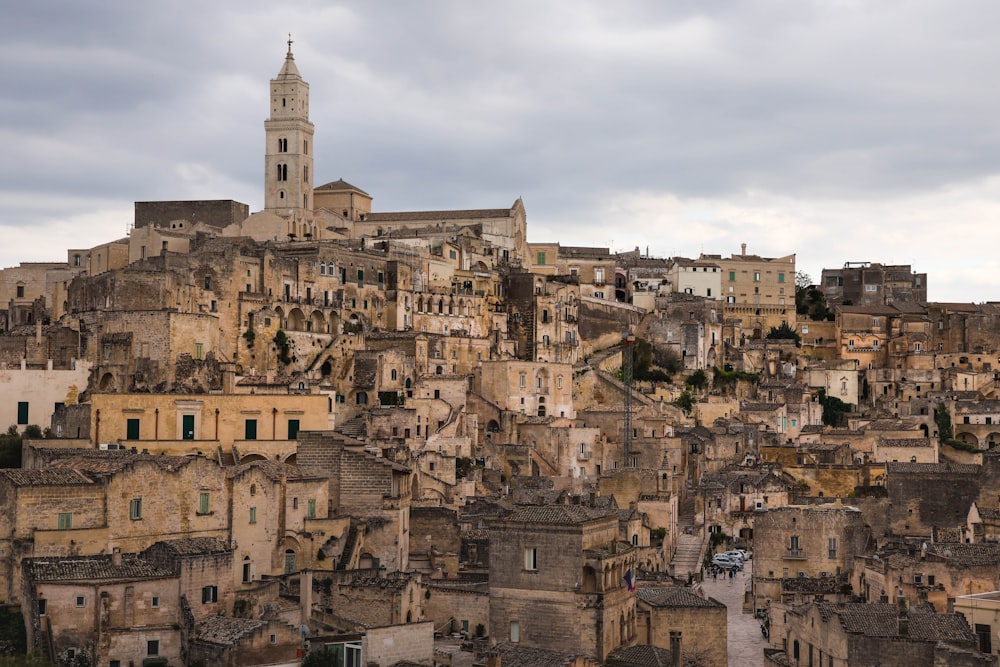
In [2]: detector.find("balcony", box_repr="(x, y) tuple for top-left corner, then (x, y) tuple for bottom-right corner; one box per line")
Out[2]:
(577, 450), (592, 461)
(785, 549), (807, 560)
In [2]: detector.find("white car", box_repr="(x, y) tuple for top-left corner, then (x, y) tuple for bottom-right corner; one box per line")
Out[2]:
(711, 554), (743, 571)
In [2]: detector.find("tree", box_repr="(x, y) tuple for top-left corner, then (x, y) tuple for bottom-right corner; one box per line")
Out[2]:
(795, 270), (812, 291)
(653, 346), (683, 375)
(0, 427), (22, 469)
(765, 322), (801, 345)
(685, 369), (708, 391)
(674, 388), (696, 415)
(817, 389), (851, 427)
(934, 403), (953, 442)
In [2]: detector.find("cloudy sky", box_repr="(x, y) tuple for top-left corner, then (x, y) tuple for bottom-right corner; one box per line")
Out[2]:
(3, 1), (1000, 301)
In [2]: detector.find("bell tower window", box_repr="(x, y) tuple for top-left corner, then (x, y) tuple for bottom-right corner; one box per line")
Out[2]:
(278, 138), (288, 152)
(277, 164), (287, 181)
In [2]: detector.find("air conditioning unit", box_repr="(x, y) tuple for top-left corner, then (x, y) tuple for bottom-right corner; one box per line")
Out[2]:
(798, 571), (806, 578)
(754, 500), (765, 511)
(820, 571), (829, 578)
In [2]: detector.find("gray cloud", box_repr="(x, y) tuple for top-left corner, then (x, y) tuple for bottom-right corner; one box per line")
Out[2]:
(2, 1), (1000, 300)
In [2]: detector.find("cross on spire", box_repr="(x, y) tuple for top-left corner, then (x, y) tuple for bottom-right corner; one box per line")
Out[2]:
(287, 33), (294, 56)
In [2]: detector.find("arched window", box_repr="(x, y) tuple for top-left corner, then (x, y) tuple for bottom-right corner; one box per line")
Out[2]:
(356, 392), (368, 405)
(277, 164), (288, 181)
(391, 369), (398, 381)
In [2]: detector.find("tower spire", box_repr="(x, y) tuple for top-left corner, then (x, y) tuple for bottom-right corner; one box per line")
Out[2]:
(287, 33), (293, 56)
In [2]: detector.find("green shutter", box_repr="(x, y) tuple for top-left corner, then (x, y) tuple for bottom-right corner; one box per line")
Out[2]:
(287, 419), (300, 440)
(127, 418), (140, 440)
(199, 493), (210, 514)
(17, 402), (28, 425)
(245, 419), (257, 440)
(307, 499), (316, 519)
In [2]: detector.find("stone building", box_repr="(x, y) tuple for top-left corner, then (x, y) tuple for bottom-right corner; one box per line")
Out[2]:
(767, 600), (995, 667)
(634, 587), (727, 666)
(751, 502), (870, 614)
(822, 262), (928, 308)
(705, 245), (796, 336)
(488, 504), (637, 660)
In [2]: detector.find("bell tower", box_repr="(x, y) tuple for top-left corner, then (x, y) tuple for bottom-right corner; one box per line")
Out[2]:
(264, 36), (315, 229)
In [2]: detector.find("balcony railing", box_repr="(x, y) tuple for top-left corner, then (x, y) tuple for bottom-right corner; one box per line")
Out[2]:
(786, 549), (806, 559)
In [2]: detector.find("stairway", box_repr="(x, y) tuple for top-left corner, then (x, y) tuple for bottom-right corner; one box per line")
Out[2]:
(336, 522), (359, 570)
(670, 494), (703, 578)
(337, 416), (367, 439)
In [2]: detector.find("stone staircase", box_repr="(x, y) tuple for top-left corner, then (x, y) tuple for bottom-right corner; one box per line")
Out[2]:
(670, 494), (704, 578)
(337, 416), (367, 439)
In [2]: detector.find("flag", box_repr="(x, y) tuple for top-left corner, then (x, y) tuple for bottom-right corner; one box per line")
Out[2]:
(622, 566), (636, 592)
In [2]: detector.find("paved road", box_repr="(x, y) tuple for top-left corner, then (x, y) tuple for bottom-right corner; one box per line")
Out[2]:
(701, 561), (769, 666)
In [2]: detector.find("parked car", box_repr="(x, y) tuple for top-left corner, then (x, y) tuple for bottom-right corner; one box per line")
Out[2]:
(711, 554), (743, 570)
(723, 549), (748, 561)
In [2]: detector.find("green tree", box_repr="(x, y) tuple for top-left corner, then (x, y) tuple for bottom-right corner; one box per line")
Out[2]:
(0, 427), (22, 469)
(934, 403), (953, 442)
(273, 330), (292, 365)
(817, 389), (851, 427)
(685, 369), (708, 390)
(765, 322), (801, 345)
(674, 388), (696, 415)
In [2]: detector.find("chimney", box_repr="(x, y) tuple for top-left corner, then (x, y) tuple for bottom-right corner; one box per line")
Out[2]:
(741, 243), (747, 256)
(112, 547), (122, 567)
(896, 593), (908, 636)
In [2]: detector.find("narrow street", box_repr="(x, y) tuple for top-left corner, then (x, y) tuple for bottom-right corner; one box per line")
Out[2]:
(700, 561), (770, 666)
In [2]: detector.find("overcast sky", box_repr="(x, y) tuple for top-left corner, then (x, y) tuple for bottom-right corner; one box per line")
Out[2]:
(3, 1), (999, 302)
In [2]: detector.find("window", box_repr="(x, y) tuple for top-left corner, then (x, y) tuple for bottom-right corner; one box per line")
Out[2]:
(778, 272), (785, 283)
(307, 499), (316, 518)
(126, 418), (140, 440)
(199, 492), (210, 515)
(519, 373), (526, 389)
(76, 596), (85, 608)
(130, 498), (142, 521)
(287, 419), (300, 439)
(58, 513), (72, 530)
(523, 547), (538, 571)
(510, 621), (520, 643)
(204, 276), (212, 290)
(17, 402), (28, 425)
(976, 623), (992, 655)
(182, 414), (195, 440)
(151, 596), (159, 608)
(16, 285), (24, 298)
(243, 559), (251, 583)
(276, 163), (287, 181)
(865, 284), (878, 292)
(37, 599), (46, 615)
(293, 497), (299, 510)
(594, 268), (605, 284)
(245, 419), (257, 440)
(201, 585), (218, 603)
(194, 342), (203, 360)
(754, 271), (760, 282)
(147, 640), (159, 657)
(536, 252), (546, 265)
(278, 137), (288, 152)
(828, 537), (837, 559)
(249, 507), (257, 524)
